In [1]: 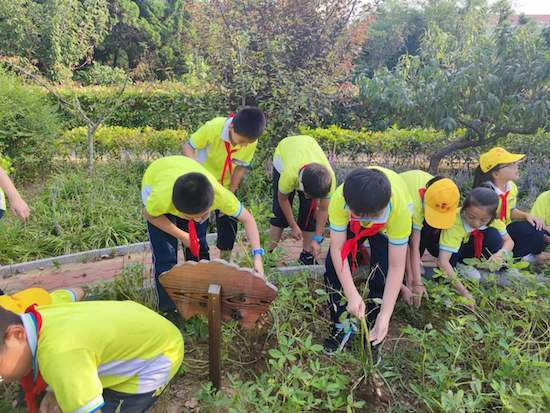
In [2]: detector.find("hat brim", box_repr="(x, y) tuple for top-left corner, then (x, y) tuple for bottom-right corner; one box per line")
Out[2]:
(501, 153), (525, 165)
(425, 205), (457, 229)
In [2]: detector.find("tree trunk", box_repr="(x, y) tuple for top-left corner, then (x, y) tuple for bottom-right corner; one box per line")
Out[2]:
(87, 125), (97, 174)
(428, 137), (480, 174)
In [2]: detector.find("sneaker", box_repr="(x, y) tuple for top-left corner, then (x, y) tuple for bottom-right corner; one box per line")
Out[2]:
(323, 323), (357, 355)
(456, 264), (482, 281)
(299, 250), (318, 266)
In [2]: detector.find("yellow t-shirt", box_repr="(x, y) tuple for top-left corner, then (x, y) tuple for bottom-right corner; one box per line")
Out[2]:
(399, 170), (433, 231)
(488, 181), (518, 225)
(188, 117), (257, 188)
(24, 301), (184, 413)
(328, 166), (413, 246)
(272, 135), (336, 196)
(531, 190), (550, 227)
(0, 288), (77, 314)
(439, 209), (508, 253)
(141, 156), (242, 219)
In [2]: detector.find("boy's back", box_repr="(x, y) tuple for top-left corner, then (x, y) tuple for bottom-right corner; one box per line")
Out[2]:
(28, 300), (183, 412)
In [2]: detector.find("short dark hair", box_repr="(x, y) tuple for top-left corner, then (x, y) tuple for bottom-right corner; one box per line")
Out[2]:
(462, 187), (499, 222)
(0, 307), (22, 347)
(343, 168), (391, 215)
(172, 173), (214, 215)
(302, 163), (332, 199)
(473, 165), (503, 188)
(232, 106), (266, 140)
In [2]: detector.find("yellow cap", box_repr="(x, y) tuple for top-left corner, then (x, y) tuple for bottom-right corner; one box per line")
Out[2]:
(479, 147), (525, 173)
(424, 178), (460, 229)
(0, 288), (52, 314)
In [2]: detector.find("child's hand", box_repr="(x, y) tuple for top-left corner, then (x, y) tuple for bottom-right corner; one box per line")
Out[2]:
(400, 285), (413, 305)
(40, 391), (62, 413)
(412, 284), (427, 308)
(253, 255), (264, 278)
(346, 292), (365, 319)
(311, 239), (322, 258)
(369, 313), (390, 346)
(488, 249), (505, 265)
(9, 195), (30, 222)
(290, 224), (302, 241)
(527, 214), (545, 231)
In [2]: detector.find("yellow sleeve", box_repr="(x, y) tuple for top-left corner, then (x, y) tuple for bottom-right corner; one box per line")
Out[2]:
(188, 119), (217, 150)
(531, 191), (550, 226)
(233, 142), (257, 168)
(490, 218), (508, 236)
(386, 202), (412, 245)
(328, 187), (349, 232)
(278, 169), (298, 195)
(213, 185), (243, 218)
(439, 224), (465, 254)
(50, 289), (78, 304)
(412, 198), (424, 231)
(144, 185), (171, 217)
(40, 350), (104, 413)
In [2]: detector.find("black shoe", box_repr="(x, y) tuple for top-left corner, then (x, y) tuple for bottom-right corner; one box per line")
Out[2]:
(323, 324), (356, 355)
(299, 251), (318, 266)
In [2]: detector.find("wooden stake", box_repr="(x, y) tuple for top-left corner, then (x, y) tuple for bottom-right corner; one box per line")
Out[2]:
(208, 283), (222, 390)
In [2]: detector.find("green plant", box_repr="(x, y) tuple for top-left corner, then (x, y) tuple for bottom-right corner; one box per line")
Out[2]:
(0, 69), (62, 177)
(0, 161), (147, 264)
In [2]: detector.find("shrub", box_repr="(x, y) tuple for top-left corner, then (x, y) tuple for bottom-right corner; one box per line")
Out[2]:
(0, 70), (62, 177)
(73, 62), (130, 86)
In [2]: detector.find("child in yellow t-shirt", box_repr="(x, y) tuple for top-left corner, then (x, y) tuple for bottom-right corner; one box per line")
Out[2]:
(182, 107), (266, 261)
(473, 147), (547, 263)
(531, 190), (550, 245)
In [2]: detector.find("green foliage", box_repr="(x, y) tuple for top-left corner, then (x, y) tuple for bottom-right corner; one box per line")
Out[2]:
(185, 0), (366, 136)
(390, 275), (550, 412)
(358, 2), (550, 171)
(0, 161), (147, 264)
(73, 61), (130, 86)
(0, 70), (62, 177)
(52, 83), (226, 130)
(0, 0), (110, 81)
(57, 126), (185, 159)
(92, 0), (191, 81)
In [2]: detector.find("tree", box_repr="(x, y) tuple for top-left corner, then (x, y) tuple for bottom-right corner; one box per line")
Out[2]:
(354, 0), (466, 77)
(92, 0), (191, 80)
(2, 57), (132, 173)
(183, 0), (374, 136)
(359, 1), (550, 172)
(0, 0), (109, 81)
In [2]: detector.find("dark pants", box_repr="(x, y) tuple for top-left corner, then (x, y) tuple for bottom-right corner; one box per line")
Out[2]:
(0, 209), (4, 220)
(419, 224), (503, 266)
(102, 389), (158, 413)
(270, 169), (316, 232)
(147, 214), (210, 312)
(324, 230), (388, 327)
(214, 210), (238, 251)
(506, 221), (546, 257)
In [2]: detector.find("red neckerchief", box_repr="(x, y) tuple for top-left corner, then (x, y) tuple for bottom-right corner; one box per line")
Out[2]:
(220, 113), (238, 186)
(471, 229), (484, 259)
(20, 305), (47, 413)
(299, 164), (317, 228)
(341, 220), (385, 273)
(418, 187), (426, 201)
(498, 192), (509, 221)
(188, 220), (200, 258)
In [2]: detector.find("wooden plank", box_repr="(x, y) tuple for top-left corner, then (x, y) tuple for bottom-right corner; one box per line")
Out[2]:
(159, 259), (277, 328)
(208, 284), (222, 390)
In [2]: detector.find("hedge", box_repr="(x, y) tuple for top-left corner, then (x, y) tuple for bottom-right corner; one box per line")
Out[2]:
(51, 82), (228, 131)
